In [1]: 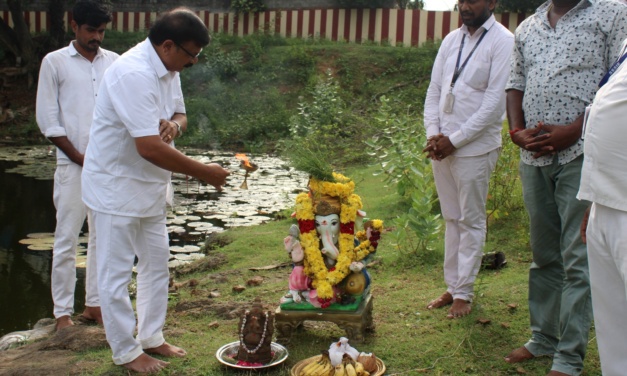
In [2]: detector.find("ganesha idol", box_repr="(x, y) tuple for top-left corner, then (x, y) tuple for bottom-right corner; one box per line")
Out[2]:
(280, 173), (383, 310)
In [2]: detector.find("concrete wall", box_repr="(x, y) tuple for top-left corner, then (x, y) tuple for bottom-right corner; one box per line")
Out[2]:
(2, 8), (527, 47)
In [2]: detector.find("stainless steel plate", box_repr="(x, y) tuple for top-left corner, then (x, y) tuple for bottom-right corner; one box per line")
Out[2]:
(216, 341), (289, 369)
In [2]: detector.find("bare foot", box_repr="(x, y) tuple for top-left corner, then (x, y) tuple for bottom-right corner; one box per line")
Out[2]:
(55, 315), (74, 331)
(446, 299), (471, 319)
(504, 346), (535, 363)
(123, 353), (169, 373)
(547, 372), (569, 376)
(81, 306), (103, 325)
(427, 292), (453, 309)
(145, 342), (187, 358)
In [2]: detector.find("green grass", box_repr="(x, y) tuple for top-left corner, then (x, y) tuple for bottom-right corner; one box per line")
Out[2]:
(73, 164), (602, 375)
(5, 31), (601, 376)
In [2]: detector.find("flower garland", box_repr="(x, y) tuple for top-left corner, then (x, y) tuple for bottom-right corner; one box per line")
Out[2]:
(239, 310), (269, 354)
(354, 219), (383, 261)
(294, 173), (383, 305)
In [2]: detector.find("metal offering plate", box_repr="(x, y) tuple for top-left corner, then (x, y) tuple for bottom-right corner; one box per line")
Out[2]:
(216, 341), (289, 369)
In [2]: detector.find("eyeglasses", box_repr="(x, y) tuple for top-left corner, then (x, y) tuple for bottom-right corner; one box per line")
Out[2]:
(174, 42), (202, 59)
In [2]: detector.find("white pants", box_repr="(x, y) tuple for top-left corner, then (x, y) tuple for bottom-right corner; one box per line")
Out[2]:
(52, 163), (98, 318)
(92, 211), (170, 365)
(432, 149), (499, 302)
(587, 203), (627, 376)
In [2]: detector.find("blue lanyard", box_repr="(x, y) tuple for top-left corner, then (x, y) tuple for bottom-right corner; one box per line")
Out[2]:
(450, 28), (489, 89)
(598, 48), (627, 88)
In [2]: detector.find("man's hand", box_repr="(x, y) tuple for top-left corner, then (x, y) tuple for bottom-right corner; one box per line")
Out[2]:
(510, 126), (549, 152)
(199, 163), (230, 192)
(525, 122), (582, 159)
(48, 136), (84, 166)
(159, 119), (178, 143)
(423, 134), (443, 160)
(580, 205), (591, 244)
(433, 135), (456, 160)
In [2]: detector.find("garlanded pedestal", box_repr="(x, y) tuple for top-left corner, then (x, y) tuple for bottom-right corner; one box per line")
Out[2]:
(275, 293), (374, 344)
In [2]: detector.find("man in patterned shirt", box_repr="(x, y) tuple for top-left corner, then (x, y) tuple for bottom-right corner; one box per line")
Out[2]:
(503, 1), (627, 375)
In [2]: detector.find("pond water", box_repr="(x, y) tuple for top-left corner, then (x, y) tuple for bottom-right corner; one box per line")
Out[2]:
(0, 146), (307, 337)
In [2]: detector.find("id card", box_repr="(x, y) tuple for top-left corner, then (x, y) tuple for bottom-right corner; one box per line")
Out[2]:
(443, 92), (455, 114)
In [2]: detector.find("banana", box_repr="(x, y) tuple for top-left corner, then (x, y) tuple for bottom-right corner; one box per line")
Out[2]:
(345, 363), (358, 376)
(354, 362), (366, 376)
(300, 356), (323, 376)
(334, 364), (346, 376)
(315, 361), (332, 376)
(308, 362), (325, 376)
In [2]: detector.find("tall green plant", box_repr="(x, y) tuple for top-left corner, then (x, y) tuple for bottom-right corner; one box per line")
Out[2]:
(366, 96), (442, 258)
(486, 127), (525, 231)
(283, 71), (367, 166)
(288, 70), (345, 137)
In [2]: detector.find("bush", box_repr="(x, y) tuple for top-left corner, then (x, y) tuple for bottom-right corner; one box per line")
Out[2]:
(230, 0), (267, 14)
(366, 96), (443, 260)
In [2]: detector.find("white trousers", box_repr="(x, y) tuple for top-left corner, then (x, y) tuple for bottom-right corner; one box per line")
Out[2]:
(92, 211), (170, 365)
(52, 163), (98, 318)
(587, 203), (627, 376)
(432, 149), (499, 302)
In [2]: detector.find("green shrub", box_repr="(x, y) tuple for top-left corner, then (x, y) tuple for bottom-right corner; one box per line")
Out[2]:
(366, 96), (443, 261)
(282, 45), (317, 85)
(230, 0), (267, 14)
(487, 126), (525, 228)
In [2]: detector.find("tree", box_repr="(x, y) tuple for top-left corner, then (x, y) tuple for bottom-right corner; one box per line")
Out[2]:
(497, 0), (544, 13)
(0, 0), (36, 67)
(48, 0), (67, 51)
(398, 0), (425, 9)
(336, 0), (404, 8)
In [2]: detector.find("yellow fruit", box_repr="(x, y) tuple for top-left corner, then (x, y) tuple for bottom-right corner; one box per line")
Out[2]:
(319, 362), (334, 376)
(345, 363), (358, 376)
(334, 364), (346, 376)
(300, 357), (323, 376)
(307, 362), (325, 376)
(354, 362), (365, 376)
(344, 271), (366, 295)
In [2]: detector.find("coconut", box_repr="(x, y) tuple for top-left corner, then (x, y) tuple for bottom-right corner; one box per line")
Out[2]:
(357, 352), (377, 373)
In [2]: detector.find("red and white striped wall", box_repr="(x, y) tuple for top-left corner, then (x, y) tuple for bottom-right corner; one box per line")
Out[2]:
(2, 9), (527, 47)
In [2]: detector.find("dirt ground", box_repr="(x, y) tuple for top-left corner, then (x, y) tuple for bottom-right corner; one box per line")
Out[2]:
(0, 324), (108, 376)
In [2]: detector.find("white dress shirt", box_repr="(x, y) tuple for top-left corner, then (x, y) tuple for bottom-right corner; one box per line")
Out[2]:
(36, 42), (119, 165)
(423, 14), (513, 157)
(82, 39), (185, 217)
(577, 48), (627, 212)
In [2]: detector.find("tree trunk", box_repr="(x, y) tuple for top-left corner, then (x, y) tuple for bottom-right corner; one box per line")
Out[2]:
(6, 0), (35, 67)
(48, 0), (66, 50)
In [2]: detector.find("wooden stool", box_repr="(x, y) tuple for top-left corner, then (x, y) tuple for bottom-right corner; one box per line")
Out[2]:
(274, 293), (374, 344)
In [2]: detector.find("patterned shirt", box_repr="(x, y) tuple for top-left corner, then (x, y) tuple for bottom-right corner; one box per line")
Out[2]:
(507, 0), (627, 166)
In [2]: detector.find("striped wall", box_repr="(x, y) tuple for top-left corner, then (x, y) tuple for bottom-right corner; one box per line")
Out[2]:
(1, 9), (527, 47)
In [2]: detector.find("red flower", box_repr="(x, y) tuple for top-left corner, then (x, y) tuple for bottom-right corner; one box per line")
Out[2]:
(299, 219), (315, 233)
(340, 222), (355, 234)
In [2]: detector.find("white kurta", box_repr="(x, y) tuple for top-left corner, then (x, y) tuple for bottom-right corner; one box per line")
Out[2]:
(82, 39), (184, 365)
(36, 42), (118, 318)
(423, 15), (513, 301)
(577, 40), (627, 376)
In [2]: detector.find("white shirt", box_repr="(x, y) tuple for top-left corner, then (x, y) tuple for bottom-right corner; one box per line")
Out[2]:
(577, 46), (627, 212)
(82, 39), (185, 217)
(36, 42), (119, 165)
(423, 15), (514, 157)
